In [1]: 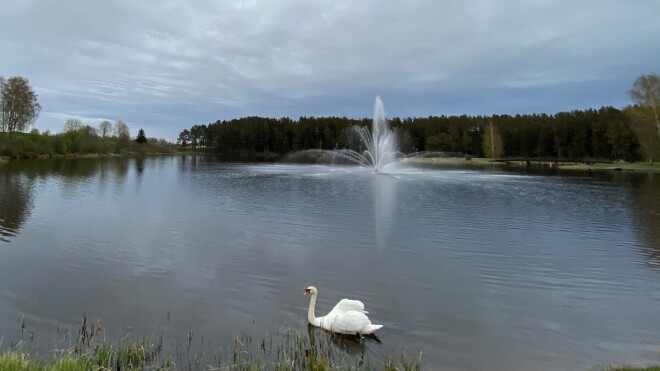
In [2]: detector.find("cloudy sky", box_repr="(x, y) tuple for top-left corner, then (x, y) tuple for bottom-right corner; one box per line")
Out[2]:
(1, 1), (658, 141)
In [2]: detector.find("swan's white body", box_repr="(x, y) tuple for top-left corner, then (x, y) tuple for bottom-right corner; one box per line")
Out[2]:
(303, 286), (383, 335)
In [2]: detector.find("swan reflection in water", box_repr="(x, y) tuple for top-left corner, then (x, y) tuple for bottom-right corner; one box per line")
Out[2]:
(306, 323), (382, 365)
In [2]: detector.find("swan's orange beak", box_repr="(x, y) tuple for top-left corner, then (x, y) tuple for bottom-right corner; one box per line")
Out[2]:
(303, 289), (310, 296)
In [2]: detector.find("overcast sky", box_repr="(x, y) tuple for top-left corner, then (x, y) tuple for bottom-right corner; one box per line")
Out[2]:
(1, 1), (658, 140)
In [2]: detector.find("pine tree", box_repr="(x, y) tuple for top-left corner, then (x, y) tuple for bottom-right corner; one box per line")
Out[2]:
(136, 128), (147, 144)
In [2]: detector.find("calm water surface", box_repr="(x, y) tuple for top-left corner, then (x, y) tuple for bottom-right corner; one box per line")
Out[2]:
(0, 156), (659, 370)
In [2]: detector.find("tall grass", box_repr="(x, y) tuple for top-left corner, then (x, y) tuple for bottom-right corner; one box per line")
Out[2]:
(0, 317), (422, 370)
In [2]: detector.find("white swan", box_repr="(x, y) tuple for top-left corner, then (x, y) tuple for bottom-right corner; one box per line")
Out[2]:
(303, 286), (383, 335)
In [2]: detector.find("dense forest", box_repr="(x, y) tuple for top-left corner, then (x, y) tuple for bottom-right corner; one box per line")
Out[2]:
(178, 105), (657, 162)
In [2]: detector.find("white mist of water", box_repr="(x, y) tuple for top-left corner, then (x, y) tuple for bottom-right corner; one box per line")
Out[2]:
(327, 96), (401, 172)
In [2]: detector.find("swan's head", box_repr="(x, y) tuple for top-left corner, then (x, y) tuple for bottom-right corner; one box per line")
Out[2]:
(303, 286), (317, 296)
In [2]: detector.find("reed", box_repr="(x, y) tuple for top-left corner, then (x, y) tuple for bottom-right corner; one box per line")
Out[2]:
(0, 317), (421, 371)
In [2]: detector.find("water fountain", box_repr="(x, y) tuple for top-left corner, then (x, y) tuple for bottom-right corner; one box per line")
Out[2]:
(327, 96), (402, 172)
(283, 96), (427, 171)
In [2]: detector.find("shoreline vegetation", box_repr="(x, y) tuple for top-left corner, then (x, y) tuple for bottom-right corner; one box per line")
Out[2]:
(405, 157), (660, 172)
(1, 319), (423, 371)
(0, 130), (182, 161)
(0, 332), (657, 371)
(0, 321), (657, 371)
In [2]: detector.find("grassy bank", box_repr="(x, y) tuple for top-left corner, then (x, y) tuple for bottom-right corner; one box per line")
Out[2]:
(558, 161), (660, 171)
(1, 317), (659, 370)
(406, 157), (660, 172)
(405, 157), (508, 168)
(0, 341), (421, 371)
(2, 342), (657, 371)
(0, 321), (421, 371)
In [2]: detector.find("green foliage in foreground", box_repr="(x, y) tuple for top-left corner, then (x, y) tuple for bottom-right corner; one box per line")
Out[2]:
(0, 315), (657, 371)
(0, 329), (421, 371)
(2, 347), (658, 371)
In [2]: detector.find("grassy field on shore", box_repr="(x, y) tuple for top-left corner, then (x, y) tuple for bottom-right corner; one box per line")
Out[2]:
(406, 157), (660, 172)
(558, 161), (660, 171)
(406, 157), (508, 168)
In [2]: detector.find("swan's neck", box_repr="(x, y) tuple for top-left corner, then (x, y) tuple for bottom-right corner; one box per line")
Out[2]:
(307, 294), (321, 327)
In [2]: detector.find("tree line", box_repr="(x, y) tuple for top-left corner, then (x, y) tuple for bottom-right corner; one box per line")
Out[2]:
(178, 106), (652, 162)
(178, 73), (659, 162)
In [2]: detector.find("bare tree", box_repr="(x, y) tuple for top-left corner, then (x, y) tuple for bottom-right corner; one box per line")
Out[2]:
(63, 118), (83, 132)
(482, 120), (502, 159)
(99, 120), (112, 138)
(115, 120), (130, 140)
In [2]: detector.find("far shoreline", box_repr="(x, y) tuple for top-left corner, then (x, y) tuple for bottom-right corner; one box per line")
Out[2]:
(405, 157), (660, 173)
(2, 153), (660, 173)
(0, 151), (198, 164)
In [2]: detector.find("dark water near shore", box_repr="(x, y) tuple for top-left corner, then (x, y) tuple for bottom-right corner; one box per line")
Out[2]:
(0, 156), (659, 370)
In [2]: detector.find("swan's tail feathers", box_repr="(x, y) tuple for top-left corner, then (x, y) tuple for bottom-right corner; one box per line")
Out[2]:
(365, 324), (383, 334)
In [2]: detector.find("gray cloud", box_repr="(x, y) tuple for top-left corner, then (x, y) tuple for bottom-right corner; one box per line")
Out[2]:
(1, 0), (658, 140)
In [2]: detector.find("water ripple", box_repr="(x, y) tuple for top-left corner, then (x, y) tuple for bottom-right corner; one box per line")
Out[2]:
(1, 159), (660, 370)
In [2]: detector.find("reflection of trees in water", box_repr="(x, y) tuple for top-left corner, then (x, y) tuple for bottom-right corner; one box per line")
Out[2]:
(179, 155), (205, 174)
(629, 172), (660, 270)
(551, 170), (660, 271)
(132, 157), (145, 192)
(0, 171), (34, 242)
(135, 157), (145, 175)
(0, 158), (137, 242)
(561, 170), (660, 271)
(113, 158), (130, 195)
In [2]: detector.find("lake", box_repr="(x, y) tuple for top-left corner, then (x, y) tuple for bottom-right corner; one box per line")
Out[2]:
(0, 156), (659, 370)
